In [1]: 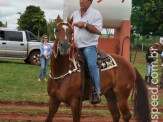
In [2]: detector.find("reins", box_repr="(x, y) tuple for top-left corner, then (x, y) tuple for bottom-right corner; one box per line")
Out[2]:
(49, 57), (80, 80)
(53, 23), (75, 60)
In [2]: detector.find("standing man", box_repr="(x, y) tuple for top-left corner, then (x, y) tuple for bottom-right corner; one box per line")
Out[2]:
(71, 0), (103, 103)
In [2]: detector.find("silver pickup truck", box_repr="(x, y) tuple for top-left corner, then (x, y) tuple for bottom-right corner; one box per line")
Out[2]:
(0, 28), (53, 65)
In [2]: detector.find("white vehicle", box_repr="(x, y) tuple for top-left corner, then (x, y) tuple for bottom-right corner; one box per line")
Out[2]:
(0, 28), (53, 65)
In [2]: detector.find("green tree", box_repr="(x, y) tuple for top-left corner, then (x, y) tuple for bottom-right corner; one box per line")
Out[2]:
(0, 21), (4, 27)
(17, 5), (47, 38)
(47, 19), (57, 41)
(143, 0), (163, 35)
(47, 18), (63, 41)
(131, 0), (163, 36)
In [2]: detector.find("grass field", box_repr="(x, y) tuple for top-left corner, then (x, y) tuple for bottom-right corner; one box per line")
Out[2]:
(0, 59), (48, 102)
(0, 51), (162, 105)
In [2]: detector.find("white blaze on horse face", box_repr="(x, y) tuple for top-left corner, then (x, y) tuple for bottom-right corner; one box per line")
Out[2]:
(62, 25), (68, 40)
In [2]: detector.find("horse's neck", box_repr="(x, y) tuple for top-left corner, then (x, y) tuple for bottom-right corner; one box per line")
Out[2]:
(51, 55), (70, 77)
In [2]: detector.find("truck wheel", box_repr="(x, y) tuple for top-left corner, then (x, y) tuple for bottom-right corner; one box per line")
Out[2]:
(29, 51), (40, 66)
(24, 58), (30, 64)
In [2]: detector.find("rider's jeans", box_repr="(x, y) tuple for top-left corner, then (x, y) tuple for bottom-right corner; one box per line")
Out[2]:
(81, 46), (101, 94)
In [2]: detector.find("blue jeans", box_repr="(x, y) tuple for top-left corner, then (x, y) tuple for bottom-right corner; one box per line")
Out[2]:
(38, 56), (50, 79)
(81, 46), (101, 94)
(146, 63), (152, 76)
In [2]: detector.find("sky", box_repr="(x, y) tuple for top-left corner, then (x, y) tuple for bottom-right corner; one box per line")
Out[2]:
(0, 0), (64, 28)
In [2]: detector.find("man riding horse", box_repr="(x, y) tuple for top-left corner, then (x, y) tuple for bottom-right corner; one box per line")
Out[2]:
(71, 0), (103, 103)
(45, 0), (150, 121)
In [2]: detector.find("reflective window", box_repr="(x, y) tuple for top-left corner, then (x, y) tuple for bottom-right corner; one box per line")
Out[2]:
(0, 31), (5, 40)
(28, 31), (38, 41)
(5, 31), (23, 42)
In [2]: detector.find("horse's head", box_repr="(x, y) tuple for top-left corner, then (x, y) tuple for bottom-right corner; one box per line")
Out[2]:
(151, 43), (163, 54)
(54, 15), (73, 56)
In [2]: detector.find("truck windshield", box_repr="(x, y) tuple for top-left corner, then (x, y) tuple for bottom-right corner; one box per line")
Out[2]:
(26, 31), (39, 42)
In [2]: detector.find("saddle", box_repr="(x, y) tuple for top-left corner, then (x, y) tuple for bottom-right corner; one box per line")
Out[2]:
(97, 50), (117, 71)
(97, 49), (109, 61)
(74, 48), (117, 104)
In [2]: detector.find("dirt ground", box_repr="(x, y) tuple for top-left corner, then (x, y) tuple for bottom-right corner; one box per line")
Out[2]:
(0, 103), (137, 122)
(0, 87), (162, 122)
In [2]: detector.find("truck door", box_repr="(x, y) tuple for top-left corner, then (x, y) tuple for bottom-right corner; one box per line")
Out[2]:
(0, 31), (6, 57)
(5, 31), (27, 58)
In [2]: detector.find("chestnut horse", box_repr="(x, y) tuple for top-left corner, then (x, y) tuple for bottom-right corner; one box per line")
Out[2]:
(46, 16), (150, 122)
(151, 43), (163, 54)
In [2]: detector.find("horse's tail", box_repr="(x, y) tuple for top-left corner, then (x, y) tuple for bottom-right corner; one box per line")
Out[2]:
(133, 68), (151, 122)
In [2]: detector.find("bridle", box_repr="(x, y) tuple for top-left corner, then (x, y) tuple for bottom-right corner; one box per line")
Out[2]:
(49, 22), (79, 80)
(53, 22), (74, 59)
(49, 59), (80, 80)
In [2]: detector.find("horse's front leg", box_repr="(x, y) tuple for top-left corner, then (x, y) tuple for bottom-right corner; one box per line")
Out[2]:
(70, 97), (82, 122)
(46, 96), (60, 122)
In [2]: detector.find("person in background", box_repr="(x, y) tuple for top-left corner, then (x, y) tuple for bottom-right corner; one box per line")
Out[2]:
(37, 35), (52, 82)
(145, 46), (155, 85)
(159, 36), (163, 66)
(159, 36), (163, 88)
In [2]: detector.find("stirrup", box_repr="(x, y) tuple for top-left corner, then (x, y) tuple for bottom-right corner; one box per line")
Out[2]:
(89, 88), (101, 104)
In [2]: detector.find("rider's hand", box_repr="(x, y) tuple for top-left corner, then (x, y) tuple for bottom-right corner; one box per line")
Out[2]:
(74, 22), (85, 28)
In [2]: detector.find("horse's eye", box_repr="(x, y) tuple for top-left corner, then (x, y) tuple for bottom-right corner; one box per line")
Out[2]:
(55, 29), (59, 33)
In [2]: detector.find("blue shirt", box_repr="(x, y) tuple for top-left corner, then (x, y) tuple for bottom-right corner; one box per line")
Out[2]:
(40, 43), (52, 59)
(71, 7), (103, 48)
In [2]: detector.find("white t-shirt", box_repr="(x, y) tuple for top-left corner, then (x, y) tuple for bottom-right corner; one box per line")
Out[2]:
(44, 45), (48, 55)
(71, 7), (103, 48)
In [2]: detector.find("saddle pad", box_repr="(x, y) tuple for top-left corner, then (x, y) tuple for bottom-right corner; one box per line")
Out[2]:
(100, 54), (117, 71)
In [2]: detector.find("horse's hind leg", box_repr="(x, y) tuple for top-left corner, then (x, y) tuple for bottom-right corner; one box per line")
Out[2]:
(116, 90), (132, 122)
(105, 89), (120, 122)
(70, 97), (82, 122)
(46, 96), (60, 122)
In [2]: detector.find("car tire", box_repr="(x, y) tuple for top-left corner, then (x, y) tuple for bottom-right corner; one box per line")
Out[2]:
(24, 58), (30, 64)
(29, 51), (40, 66)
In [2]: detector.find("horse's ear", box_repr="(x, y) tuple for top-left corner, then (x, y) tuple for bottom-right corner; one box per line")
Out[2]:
(56, 15), (62, 24)
(67, 17), (73, 25)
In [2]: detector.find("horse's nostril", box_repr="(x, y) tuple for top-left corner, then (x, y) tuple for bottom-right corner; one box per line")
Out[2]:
(60, 42), (70, 49)
(60, 49), (63, 54)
